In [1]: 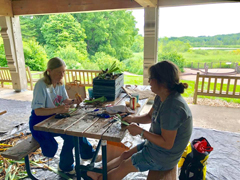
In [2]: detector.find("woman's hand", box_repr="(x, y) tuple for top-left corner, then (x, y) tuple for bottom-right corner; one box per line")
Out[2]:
(127, 124), (142, 136)
(123, 115), (135, 124)
(74, 96), (82, 105)
(57, 104), (70, 114)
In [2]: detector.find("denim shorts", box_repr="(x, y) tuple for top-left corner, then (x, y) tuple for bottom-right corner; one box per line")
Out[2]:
(131, 141), (164, 172)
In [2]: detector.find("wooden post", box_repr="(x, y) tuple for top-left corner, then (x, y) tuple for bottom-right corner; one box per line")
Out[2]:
(143, 7), (159, 85)
(204, 63), (208, 74)
(193, 72), (200, 104)
(236, 63), (239, 74)
(0, 16), (27, 91)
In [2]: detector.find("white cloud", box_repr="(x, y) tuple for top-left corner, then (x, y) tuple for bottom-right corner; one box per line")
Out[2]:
(131, 2), (240, 38)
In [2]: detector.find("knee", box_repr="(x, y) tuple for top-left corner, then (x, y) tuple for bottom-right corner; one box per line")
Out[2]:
(120, 151), (131, 160)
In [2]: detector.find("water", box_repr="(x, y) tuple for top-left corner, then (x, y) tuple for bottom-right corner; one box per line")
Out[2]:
(191, 47), (239, 50)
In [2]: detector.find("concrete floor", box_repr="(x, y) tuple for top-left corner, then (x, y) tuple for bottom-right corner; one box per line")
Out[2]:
(1, 87), (239, 133)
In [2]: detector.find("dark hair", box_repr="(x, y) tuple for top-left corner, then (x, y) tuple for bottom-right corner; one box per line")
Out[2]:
(43, 57), (66, 86)
(148, 60), (188, 94)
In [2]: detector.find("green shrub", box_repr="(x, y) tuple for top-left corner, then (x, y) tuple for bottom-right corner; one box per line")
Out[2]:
(158, 52), (185, 72)
(54, 45), (89, 69)
(91, 52), (125, 72)
(23, 40), (48, 71)
(122, 53), (143, 75)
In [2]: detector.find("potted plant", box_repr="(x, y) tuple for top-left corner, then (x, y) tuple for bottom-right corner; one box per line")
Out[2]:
(93, 61), (124, 101)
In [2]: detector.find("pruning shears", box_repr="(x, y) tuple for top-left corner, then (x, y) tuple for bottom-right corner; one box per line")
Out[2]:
(102, 114), (123, 128)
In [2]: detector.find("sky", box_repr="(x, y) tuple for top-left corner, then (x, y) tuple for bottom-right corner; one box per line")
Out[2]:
(131, 2), (240, 38)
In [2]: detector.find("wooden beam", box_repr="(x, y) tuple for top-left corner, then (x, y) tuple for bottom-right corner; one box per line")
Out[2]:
(157, 0), (232, 7)
(12, 0), (142, 16)
(135, 0), (157, 7)
(0, 0), (13, 17)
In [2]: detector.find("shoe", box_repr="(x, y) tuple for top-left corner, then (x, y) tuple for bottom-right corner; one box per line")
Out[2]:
(58, 164), (76, 175)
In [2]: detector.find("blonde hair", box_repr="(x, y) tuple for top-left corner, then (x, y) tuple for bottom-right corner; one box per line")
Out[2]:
(43, 57), (66, 86)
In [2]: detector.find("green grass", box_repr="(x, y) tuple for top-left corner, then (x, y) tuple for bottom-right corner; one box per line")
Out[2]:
(181, 50), (240, 68)
(124, 75), (240, 104)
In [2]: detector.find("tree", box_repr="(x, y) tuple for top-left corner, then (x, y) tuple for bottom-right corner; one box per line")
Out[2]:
(158, 52), (185, 72)
(20, 15), (49, 45)
(159, 40), (191, 53)
(54, 45), (89, 69)
(91, 52), (125, 72)
(131, 35), (144, 53)
(73, 11), (138, 61)
(23, 39), (48, 71)
(41, 14), (87, 57)
(0, 37), (7, 67)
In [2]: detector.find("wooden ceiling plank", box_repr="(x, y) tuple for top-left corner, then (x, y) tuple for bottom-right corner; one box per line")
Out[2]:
(12, 0), (142, 16)
(157, 0), (231, 8)
(135, 0), (157, 7)
(0, 0), (13, 17)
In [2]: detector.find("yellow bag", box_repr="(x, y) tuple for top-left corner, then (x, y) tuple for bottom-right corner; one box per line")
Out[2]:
(178, 137), (213, 180)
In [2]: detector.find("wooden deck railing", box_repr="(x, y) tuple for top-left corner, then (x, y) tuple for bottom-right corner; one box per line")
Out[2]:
(193, 72), (240, 104)
(0, 67), (101, 90)
(64, 69), (101, 86)
(0, 67), (12, 87)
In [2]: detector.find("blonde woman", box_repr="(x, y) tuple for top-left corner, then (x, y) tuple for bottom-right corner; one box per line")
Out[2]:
(29, 57), (95, 174)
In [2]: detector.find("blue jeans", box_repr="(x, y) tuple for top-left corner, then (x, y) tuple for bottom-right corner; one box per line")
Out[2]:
(29, 110), (95, 171)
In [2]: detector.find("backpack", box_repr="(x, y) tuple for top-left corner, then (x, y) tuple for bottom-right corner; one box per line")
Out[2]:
(178, 137), (213, 180)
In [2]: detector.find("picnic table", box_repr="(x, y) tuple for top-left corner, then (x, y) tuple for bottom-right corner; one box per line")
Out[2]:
(34, 91), (149, 180)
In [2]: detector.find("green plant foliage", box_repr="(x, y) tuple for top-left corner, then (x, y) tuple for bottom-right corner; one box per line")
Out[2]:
(20, 15), (49, 45)
(158, 52), (185, 72)
(166, 33), (240, 47)
(23, 40), (48, 71)
(159, 40), (191, 53)
(73, 10), (138, 61)
(131, 35), (144, 53)
(122, 53), (143, 75)
(91, 52), (125, 72)
(54, 45), (88, 69)
(41, 14), (87, 57)
(0, 38), (7, 67)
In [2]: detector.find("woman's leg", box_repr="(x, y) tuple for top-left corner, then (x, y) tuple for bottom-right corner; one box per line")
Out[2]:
(79, 137), (95, 160)
(107, 145), (138, 171)
(101, 157), (138, 180)
(58, 134), (75, 171)
(87, 146), (138, 180)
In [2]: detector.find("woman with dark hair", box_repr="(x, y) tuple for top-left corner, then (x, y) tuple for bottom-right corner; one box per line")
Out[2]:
(29, 57), (95, 174)
(88, 60), (192, 180)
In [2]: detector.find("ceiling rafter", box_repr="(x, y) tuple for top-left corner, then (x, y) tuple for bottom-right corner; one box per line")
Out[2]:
(11, 0), (142, 16)
(0, 0), (13, 16)
(135, 0), (157, 7)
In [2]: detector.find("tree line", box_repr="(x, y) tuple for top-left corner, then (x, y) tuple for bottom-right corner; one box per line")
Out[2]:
(165, 33), (240, 47)
(0, 11), (139, 72)
(0, 10), (239, 74)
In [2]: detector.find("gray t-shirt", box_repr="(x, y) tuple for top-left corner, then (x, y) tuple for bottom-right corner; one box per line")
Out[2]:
(145, 92), (192, 170)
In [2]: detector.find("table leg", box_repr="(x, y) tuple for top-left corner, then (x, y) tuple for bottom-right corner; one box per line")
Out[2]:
(74, 136), (81, 180)
(102, 140), (108, 180)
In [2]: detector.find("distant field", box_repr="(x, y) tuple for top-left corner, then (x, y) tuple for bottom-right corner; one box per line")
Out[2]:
(181, 50), (240, 68)
(124, 75), (240, 104)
